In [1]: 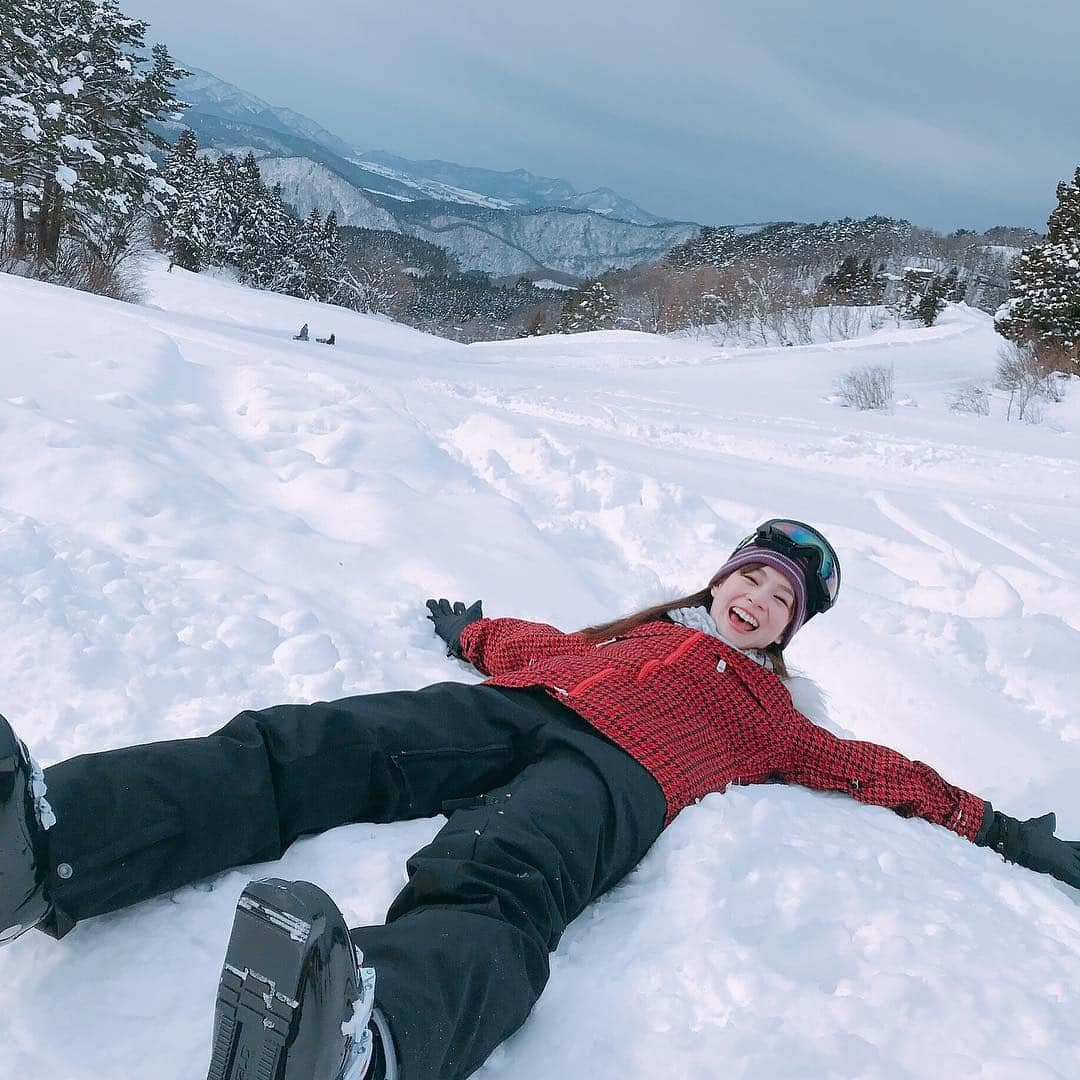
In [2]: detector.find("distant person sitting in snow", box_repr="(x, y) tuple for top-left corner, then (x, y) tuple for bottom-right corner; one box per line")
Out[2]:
(3, 519), (1079, 1080)
(316, 332), (336, 345)
(293, 323), (309, 341)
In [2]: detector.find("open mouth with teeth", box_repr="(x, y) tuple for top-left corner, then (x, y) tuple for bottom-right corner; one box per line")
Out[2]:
(728, 605), (760, 634)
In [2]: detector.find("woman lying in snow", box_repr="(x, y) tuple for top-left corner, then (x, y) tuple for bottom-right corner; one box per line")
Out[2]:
(2, 519), (1078, 1080)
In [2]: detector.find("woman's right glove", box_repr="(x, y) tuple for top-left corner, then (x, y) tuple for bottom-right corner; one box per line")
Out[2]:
(425, 599), (483, 659)
(977, 807), (1080, 888)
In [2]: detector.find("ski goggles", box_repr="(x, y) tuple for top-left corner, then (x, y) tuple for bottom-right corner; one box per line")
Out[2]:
(734, 519), (841, 612)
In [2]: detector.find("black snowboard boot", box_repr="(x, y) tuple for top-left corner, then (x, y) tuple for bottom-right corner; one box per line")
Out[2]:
(0, 712), (56, 944)
(207, 878), (395, 1080)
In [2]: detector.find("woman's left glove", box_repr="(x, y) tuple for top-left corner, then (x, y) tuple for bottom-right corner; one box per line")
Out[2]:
(978, 808), (1080, 888)
(426, 599), (483, 659)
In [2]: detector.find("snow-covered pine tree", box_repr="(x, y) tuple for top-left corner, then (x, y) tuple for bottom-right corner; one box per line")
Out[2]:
(914, 273), (947, 326)
(206, 152), (242, 268)
(229, 152), (272, 281)
(897, 267), (946, 326)
(295, 208), (327, 301)
(818, 255), (859, 304)
(160, 128), (204, 270)
(857, 258), (886, 305)
(248, 182), (301, 292)
(817, 256), (885, 306)
(997, 166), (1080, 365)
(19, 0), (184, 265)
(316, 209), (346, 303)
(938, 266), (961, 303)
(558, 279), (616, 332)
(0, 0), (55, 261)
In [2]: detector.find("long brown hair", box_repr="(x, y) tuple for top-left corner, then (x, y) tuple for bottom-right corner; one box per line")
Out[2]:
(577, 566), (790, 678)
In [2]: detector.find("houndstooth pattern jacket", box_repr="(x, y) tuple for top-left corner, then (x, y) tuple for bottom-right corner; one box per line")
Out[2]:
(459, 616), (986, 837)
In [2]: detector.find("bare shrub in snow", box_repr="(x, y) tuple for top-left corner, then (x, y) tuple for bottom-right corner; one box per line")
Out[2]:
(996, 341), (1059, 421)
(837, 363), (894, 410)
(948, 382), (991, 416)
(605, 262), (665, 333)
(38, 214), (153, 303)
(823, 304), (865, 340)
(786, 298), (814, 345)
(1022, 399), (1045, 425)
(743, 259), (792, 345)
(340, 251), (415, 320)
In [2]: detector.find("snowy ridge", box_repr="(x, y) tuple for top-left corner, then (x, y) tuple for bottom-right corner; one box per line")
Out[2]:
(399, 206), (699, 277)
(178, 64), (359, 160)
(253, 156), (400, 230)
(350, 151), (667, 225)
(350, 158), (514, 210)
(0, 265), (1079, 1078)
(174, 67), (667, 225)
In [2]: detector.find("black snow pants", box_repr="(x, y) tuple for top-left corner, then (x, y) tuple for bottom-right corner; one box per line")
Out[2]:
(41, 682), (667, 1080)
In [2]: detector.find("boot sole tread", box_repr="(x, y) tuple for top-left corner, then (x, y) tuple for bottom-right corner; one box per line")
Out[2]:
(206, 880), (328, 1080)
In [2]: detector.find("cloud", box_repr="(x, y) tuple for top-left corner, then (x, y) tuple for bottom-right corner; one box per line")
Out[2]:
(131, 0), (1080, 229)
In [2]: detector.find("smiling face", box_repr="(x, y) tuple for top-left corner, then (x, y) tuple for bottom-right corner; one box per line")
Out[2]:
(709, 563), (796, 649)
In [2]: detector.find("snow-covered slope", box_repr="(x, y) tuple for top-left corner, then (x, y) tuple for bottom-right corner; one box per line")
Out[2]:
(253, 156), (401, 229)
(349, 157), (515, 210)
(1, 265), (1079, 1079)
(177, 64), (359, 160)
(399, 205), (699, 277)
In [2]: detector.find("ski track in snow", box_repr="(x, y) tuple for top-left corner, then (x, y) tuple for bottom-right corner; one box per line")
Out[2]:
(1, 263), (1080, 1078)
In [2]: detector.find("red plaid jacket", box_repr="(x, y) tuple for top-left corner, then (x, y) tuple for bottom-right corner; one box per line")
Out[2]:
(460, 617), (986, 837)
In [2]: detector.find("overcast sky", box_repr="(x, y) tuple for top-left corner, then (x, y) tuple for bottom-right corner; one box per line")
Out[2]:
(128, 0), (1078, 231)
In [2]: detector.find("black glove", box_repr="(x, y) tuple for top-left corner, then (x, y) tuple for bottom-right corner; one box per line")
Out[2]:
(425, 598), (483, 659)
(977, 806), (1080, 889)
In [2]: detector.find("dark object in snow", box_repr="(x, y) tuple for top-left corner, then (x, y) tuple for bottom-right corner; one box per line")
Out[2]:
(293, 323), (309, 341)
(976, 808), (1080, 886)
(35, 680), (662, 1077)
(207, 878), (396, 1080)
(0, 713), (55, 944)
(316, 333), (336, 345)
(425, 598), (483, 658)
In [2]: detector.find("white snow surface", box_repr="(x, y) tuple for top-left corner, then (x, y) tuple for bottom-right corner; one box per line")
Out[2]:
(1, 264), (1080, 1078)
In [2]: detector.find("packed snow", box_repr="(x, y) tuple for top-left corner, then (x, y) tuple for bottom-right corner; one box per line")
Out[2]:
(0, 262), (1079, 1079)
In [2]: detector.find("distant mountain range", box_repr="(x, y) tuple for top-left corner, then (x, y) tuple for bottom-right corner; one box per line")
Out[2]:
(164, 65), (700, 279)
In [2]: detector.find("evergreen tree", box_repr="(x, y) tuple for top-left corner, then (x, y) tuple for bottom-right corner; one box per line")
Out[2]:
(997, 165), (1080, 363)
(558, 279), (616, 332)
(897, 267), (947, 326)
(160, 129), (204, 270)
(11, 0), (185, 264)
(941, 266), (964, 303)
(205, 153), (242, 267)
(320, 210), (339, 264)
(0, 0), (55, 259)
(858, 258), (886, 304)
(294, 208), (333, 301)
(817, 255), (885, 306)
(250, 183), (302, 293)
(913, 274), (947, 326)
(317, 209), (345, 303)
(229, 152), (272, 280)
